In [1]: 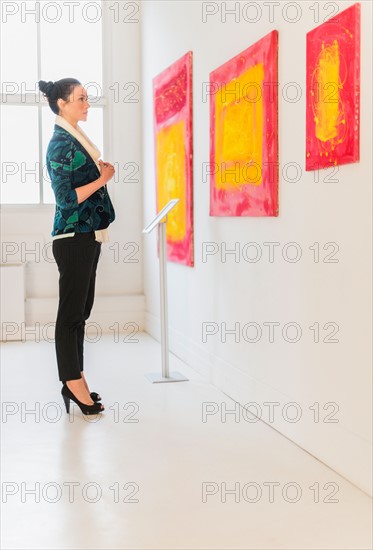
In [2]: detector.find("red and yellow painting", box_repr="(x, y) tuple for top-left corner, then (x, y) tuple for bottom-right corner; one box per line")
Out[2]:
(306, 3), (360, 170)
(210, 31), (278, 216)
(153, 51), (194, 266)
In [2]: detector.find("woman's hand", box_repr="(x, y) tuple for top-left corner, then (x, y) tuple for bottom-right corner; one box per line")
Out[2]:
(75, 160), (115, 204)
(98, 160), (115, 185)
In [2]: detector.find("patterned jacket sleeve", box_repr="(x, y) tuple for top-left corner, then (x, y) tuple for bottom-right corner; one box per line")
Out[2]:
(47, 139), (79, 210)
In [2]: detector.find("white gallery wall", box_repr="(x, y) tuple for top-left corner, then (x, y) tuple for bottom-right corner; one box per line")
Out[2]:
(141, 0), (372, 495)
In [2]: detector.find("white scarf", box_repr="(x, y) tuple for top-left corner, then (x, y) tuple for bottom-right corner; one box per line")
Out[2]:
(54, 115), (109, 243)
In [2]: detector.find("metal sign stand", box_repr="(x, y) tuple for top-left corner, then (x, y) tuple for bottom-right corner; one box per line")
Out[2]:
(142, 199), (189, 383)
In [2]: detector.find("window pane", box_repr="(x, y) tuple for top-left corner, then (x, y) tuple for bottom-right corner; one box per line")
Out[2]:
(0, 7), (38, 92)
(40, 1), (102, 96)
(42, 107), (104, 204)
(0, 106), (39, 204)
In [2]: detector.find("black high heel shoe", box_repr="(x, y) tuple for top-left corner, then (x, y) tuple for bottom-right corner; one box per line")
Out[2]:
(62, 384), (104, 415)
(90, 392), (101, 402)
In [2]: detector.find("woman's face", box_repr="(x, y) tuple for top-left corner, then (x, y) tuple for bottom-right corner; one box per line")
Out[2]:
(57, 85), (90, 126)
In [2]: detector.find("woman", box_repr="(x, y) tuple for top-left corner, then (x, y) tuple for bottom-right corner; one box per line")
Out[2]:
(39, 78), (115, 416)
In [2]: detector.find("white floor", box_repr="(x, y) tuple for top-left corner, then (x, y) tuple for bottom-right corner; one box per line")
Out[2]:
(1, 332), (372, 550)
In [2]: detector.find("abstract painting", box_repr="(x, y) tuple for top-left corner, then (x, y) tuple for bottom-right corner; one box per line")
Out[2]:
(153, 51), (194, 266)
(306, 3), (361, 170)
(210, 31), (278, 216)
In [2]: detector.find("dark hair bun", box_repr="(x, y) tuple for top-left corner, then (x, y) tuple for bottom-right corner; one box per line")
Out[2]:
(38, 80), (55, 98)
(39, 77), (81, 115)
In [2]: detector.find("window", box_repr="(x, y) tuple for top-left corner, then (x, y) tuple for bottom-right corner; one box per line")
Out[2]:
(0, 0), (104, 204)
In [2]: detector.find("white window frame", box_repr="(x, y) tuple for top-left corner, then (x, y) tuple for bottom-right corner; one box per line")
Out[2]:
(0, 1), (111, 210)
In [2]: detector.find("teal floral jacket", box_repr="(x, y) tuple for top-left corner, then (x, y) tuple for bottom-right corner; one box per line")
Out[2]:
(46, 125), (115, 236)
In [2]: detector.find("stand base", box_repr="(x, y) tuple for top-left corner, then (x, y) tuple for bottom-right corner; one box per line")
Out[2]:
(145, 371), (189, 383)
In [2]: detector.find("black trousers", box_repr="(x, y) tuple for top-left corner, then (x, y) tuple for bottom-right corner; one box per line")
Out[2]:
(52, 231), (101, 382)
